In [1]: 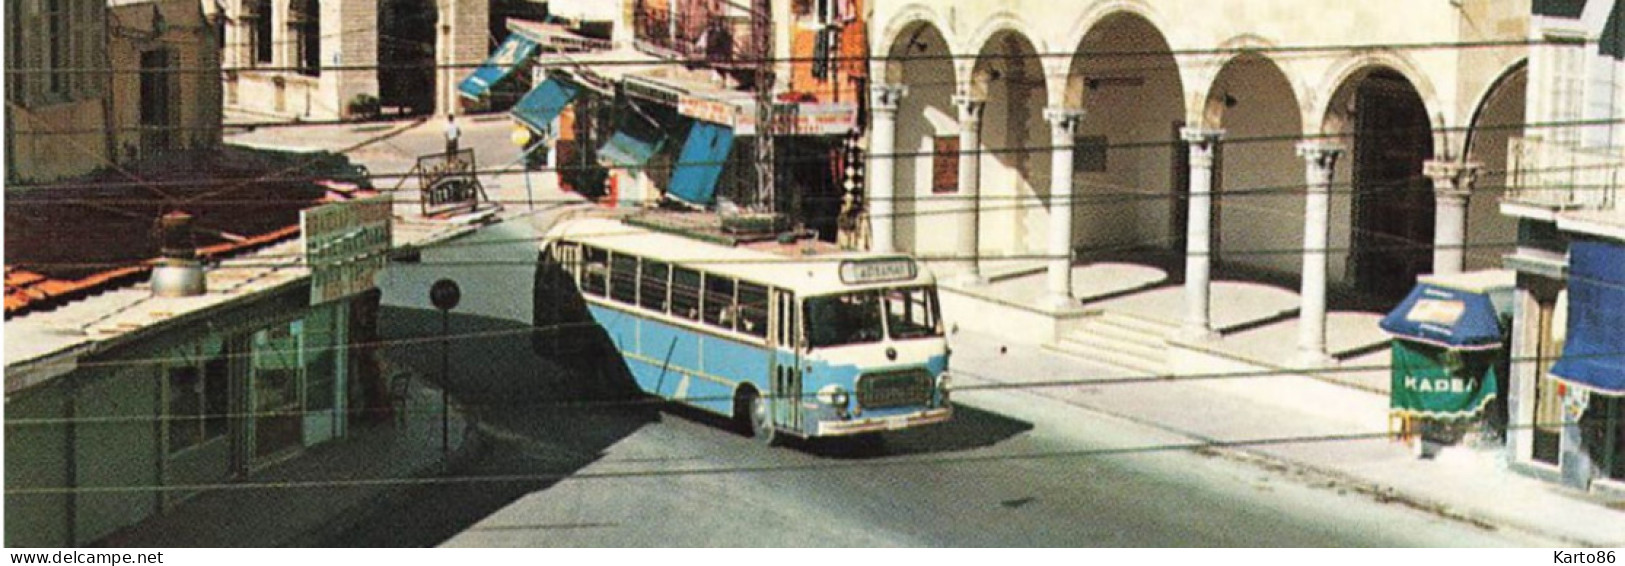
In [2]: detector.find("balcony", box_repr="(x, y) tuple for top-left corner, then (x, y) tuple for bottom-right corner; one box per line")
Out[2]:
(1503, 136), (1624, 217)
(632, 0), (755, 73)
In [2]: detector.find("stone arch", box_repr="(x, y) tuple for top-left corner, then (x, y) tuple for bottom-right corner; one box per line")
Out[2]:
(963, 13), (1052, 97)
(969, 27), (1051, 259)
(884, 19), (959, 257)
(1463, 59), (1529, 160)
(1319, 62), (1438, 301)
(1461, 59), (1527, 271)
(1203, 51), (1307, 283)
(1063, 10), (1187, 263)
(876, 3), (960, 86)
(1186, 34), (1297, 130)
(1312, 50), (1445, 138)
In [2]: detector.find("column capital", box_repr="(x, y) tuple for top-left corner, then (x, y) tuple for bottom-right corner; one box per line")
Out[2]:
(1296, 140), (1345, 168)
(1043, 107), (1085, 129)
(1423, 160), (1482, 198)
(953, 94), (986, 122)
(870, 83), (908, 113)
(1180, 127), (1225, 145)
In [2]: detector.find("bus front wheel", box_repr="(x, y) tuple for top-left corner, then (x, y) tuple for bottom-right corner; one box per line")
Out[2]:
(741, 389), (780, 446)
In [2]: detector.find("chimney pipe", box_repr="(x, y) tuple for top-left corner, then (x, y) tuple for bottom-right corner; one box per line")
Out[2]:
(151, 211), (207, 297)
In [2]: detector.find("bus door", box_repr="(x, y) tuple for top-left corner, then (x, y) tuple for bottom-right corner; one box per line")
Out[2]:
(769, 288), (800, 431)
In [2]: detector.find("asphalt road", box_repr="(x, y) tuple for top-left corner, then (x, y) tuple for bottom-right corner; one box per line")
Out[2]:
(318, 217), (1548, 547)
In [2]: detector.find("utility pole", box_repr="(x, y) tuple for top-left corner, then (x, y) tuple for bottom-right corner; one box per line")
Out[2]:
(752, 0), (776, 215)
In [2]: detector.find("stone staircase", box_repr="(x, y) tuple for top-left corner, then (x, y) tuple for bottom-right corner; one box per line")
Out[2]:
(1047, 311), (1177, 375)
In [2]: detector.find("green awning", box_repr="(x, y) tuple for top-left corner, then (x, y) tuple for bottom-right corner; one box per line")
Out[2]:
(1390, 341), (1500, 420)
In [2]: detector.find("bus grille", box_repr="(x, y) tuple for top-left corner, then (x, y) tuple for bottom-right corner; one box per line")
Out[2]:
(857, 369), (933, 410)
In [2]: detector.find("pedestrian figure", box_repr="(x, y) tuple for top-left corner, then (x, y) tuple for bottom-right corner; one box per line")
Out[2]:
(444, 113), (461, 158)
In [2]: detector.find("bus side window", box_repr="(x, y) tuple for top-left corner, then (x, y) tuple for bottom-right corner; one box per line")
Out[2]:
(581, 246), (608, 297)
(703, 275), (736, 330)
(737, 283), (769, 339)
(640, 260), (670, 313)
(610, 253), (639, 305)
(672, 267), (702, 321)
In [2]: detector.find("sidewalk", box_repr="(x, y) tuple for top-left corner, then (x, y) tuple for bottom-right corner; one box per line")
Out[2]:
(948, 328), (1625, 547)
(96, 373), (476, 547)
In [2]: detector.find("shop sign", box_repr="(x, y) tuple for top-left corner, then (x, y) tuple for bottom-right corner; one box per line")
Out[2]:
(688, 100), (859, 136)
(302, 195), (393, 305)
(1388, 341), (1500, 420)
(678, 95), (743, 127)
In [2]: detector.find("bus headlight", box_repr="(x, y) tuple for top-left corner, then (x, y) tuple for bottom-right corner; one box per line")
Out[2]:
(816, 384), (849, 408)
(936, 374), (952, 404)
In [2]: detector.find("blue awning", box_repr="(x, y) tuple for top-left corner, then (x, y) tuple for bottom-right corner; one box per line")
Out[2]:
(666, 121), (735, 206)
(598, 129), (663, 169)
(1551, 241), (1625, 395)
(510, 77), (581, 133)
(458, 34), (540, 100)
(1380, 283), (1506, 350)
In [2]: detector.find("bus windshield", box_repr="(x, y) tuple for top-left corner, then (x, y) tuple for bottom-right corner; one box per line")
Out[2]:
(804, 287), (942, 348)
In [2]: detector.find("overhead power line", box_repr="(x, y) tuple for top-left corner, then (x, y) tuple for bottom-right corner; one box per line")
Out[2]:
(3, 37), (1564, 76)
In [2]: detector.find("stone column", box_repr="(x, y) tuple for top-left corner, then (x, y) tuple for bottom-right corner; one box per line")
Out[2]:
(1181, 128), (1225, 341)
(868, 84), (907, 253)
(1296, 141), (1344, 367)
(1043, 107), (1085, 309)
(1424, 160), (1481, 276)
(953, 95), (987, 284)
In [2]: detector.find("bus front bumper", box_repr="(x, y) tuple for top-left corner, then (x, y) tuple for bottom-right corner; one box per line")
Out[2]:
(814, 407), (952, 436)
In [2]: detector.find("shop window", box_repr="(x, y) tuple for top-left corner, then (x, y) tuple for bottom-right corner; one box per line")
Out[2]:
(1533, 291), (1569, 465)
(166, 344), (229, 454)
(1580, 396), (1624, 482)
(252, 321), (303, 461)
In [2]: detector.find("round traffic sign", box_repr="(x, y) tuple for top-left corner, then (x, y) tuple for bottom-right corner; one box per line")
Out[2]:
(430, 279), (461, 311)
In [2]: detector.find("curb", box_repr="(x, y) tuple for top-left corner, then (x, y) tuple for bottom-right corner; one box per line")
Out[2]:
(967, 367), (1618, 548)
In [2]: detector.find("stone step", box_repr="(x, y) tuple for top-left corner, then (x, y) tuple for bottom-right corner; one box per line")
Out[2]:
(1077, 319), (1167, 350)
(1062, 326), (1167, 360)
(1046, 338), (1167, 375)
(1094, 310), (1180, 337)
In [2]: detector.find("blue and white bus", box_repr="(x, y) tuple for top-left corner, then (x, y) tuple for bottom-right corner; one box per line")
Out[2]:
(541, 217), (952, 444)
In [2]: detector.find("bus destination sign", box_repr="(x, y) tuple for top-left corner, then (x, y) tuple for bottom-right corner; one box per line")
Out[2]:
(840, 258), (918, 285)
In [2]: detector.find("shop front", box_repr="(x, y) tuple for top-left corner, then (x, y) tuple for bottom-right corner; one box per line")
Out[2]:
(1380, 271), (1514, 457)
(3, 285), (377, 546)
(1546, 241), (1625, 491)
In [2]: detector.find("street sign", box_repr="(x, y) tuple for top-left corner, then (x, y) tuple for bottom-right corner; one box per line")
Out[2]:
(301, 194), (393, 305)
(417, 149), (484, 217)
(430, 279), (461, 311)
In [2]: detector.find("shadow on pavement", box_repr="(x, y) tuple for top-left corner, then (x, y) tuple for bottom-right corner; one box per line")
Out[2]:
(658, 401), (1034, 461)
(321, 283), (654, 546)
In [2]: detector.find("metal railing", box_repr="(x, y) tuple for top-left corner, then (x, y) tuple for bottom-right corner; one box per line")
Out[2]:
(632, 0), (752, 69)
(1506, 136), (1624, 210)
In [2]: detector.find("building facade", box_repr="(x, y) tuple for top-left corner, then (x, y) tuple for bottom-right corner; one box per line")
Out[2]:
(866, 0), (1530, 363)
(214, 0), (561, 121)
(1501, 0), (1624, 494)
(5, 278), (384, 547)
(6, 0), (220, 184)
(471, 0), (869, 239)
